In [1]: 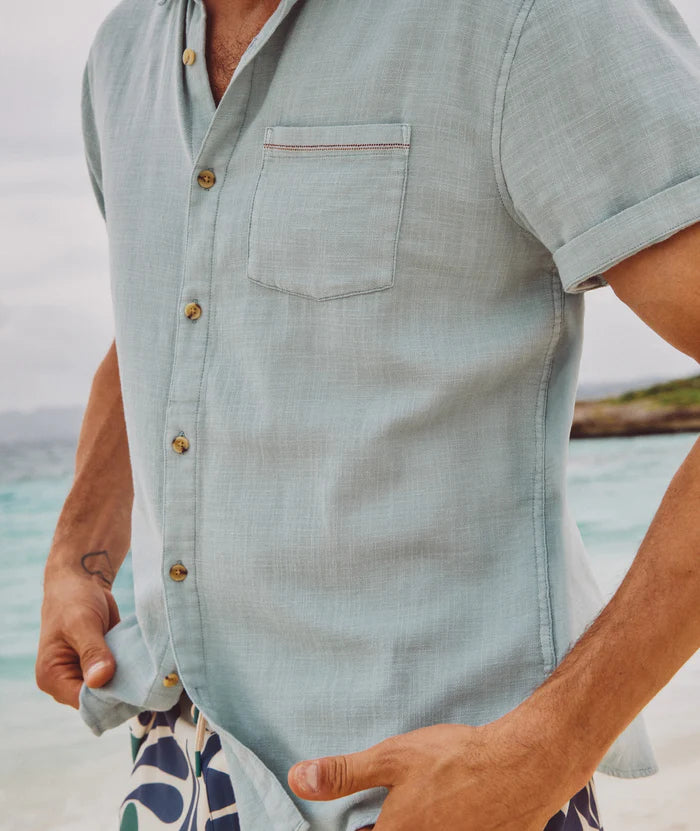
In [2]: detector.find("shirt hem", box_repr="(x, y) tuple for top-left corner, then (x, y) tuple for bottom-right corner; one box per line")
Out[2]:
(595, 762), (659, 779)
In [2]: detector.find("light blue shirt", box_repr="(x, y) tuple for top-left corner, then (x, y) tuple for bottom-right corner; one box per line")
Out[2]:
(77, 0), (700, 828)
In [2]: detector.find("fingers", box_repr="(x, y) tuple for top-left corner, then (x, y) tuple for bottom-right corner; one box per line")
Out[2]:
(35, 643), (88, 709)
(36, 632), (115, 708)
(37, 605), (116, 705)
(36, 578), (122, 710)
(61, 678), (84, 710)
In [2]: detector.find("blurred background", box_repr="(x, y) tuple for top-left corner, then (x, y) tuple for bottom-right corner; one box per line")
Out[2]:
(1, 1), (699, 828)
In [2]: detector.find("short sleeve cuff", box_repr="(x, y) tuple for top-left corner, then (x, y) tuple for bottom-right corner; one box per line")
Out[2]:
(553, 173), (700, 293)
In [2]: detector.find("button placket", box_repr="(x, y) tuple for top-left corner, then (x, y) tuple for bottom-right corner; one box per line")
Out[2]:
(160, 47), (243, 700)
(138, 2), (321, 828)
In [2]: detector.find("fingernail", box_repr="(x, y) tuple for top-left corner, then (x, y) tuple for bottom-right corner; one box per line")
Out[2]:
(85, 660), (110, 683)
(295, 762), (319, 792)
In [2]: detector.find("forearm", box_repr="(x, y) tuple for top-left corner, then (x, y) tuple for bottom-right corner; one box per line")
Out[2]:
(513, 434), (700, 785)
(46, 339), (134, 588)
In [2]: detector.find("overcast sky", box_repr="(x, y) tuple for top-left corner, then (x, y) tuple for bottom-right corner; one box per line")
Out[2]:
(1, 0), (699, 413)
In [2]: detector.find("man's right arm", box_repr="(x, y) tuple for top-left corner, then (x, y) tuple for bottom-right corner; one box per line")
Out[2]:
(35, 339), (134, 709)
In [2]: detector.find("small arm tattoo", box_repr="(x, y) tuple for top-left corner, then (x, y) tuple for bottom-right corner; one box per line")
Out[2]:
(81, 550), (114, 587)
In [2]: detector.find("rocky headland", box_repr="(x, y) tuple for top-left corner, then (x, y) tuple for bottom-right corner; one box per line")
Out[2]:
(571, 375), (700, 438)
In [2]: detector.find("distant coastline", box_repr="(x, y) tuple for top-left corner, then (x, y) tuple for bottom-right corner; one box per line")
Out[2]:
(571, 375), (700, 439)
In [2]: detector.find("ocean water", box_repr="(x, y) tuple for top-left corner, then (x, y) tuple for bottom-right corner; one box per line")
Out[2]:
(0, 431), (698, 829)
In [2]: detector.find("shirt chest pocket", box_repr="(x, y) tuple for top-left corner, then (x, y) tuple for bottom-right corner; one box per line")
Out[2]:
(246, 122), (411, 301)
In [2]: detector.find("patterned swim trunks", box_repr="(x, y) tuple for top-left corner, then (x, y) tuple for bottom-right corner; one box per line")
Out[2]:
(120, 691), (239, 830)
(119, 692), (604, 830)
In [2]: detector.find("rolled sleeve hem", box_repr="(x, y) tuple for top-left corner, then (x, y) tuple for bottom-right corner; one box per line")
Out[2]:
(553, 173), (700, 293)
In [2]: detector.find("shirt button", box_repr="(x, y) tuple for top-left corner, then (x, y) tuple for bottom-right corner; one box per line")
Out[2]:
(197, 169), (216, 189)
(169, 563), (189, 581)
(172, 434), (190, 454)
(184, 301), (202, 320)
(182, 48), (196, 65)
(163, 673), (180, 687)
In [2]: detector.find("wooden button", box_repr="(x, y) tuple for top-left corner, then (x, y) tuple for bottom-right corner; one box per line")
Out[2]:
(184, 301), (202, 320)
(172, 434), (190, 454)
(197, 169), (216, 189)
(163, 673), (180, 687)
(182, 48), (196, 66)
(169, 563), (189, 581)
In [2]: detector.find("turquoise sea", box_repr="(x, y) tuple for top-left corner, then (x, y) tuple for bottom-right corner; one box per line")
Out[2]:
(1, 432), (698, 829)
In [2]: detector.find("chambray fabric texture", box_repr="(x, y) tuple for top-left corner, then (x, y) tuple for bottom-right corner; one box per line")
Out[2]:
(77, 0), (700, 829)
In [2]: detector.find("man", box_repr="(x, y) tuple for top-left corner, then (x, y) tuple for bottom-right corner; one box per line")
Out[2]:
(36, 0), (700, 828)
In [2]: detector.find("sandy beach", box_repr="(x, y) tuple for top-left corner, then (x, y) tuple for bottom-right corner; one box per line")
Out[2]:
(3, 651), (699, 830)
(594, 651), (700, 830)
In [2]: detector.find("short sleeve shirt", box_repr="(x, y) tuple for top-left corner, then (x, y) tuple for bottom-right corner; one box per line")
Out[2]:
(78, 0), (700, 829)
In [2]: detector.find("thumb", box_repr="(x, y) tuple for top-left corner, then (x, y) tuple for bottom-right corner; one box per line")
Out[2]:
(71, 614), (116, 688)
(288, 744), (395, 801)
(81, 638), (116, 687)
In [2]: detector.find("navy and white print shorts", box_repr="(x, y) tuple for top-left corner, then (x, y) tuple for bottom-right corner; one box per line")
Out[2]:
(119, 692), (604, 830)
(120, 692), (240, 830)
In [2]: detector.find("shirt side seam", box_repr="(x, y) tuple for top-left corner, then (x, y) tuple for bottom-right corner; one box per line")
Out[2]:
(532, 264), (562, 677)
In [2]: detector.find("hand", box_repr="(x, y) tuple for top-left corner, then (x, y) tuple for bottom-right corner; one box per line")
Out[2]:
(288, 714), (591, 831)
(35, 568), (121, 709)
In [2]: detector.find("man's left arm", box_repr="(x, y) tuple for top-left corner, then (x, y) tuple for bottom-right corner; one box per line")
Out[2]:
(517, 218), (700, 781)
(287, 221), (700, 830)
